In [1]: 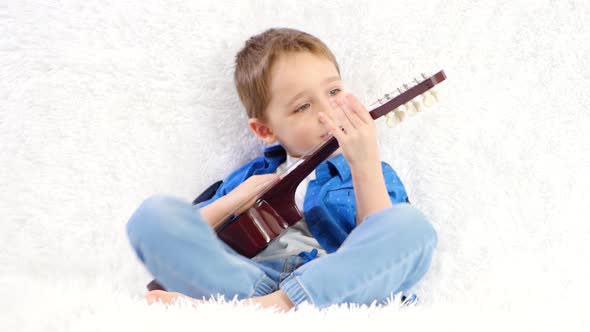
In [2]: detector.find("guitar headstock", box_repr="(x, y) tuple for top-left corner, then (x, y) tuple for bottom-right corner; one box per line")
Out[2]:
(368, 71), (446, 128)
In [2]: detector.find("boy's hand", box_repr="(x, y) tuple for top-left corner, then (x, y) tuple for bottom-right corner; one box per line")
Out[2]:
(319, 93), (380, 169)
(319, 93), (393, 225)
(228, 174), (280, 215)
(199, 173), (279, 230)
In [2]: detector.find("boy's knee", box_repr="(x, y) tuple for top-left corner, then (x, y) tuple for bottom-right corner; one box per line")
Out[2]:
(404, 204), (436, 244)
(126, 195), (179, 245)
(380, 203), (438, 250)
(382, 204), (437, 286)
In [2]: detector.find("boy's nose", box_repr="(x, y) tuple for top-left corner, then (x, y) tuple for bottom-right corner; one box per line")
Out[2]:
(317, 98), (334, 119)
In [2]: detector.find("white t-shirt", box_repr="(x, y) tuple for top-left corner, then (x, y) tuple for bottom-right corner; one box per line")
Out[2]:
(251, 154), (328, 262)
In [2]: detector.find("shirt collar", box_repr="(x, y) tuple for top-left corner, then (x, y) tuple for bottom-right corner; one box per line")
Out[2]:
(263, 144), (287, 159)
(315, 153), (349, 183)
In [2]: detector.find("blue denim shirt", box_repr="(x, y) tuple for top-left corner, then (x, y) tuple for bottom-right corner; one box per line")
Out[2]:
(196, 144), (409, 253)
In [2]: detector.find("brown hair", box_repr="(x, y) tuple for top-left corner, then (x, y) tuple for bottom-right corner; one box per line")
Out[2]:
(234, 28), (341, 120)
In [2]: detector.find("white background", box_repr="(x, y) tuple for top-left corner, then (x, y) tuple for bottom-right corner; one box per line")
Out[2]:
(2, 0), (589, 330)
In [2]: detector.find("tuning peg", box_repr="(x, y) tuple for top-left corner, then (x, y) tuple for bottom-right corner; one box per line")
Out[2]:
(386, 112), (398, 128)
(394, 108), (406, 122)
(405, 102), (417, 116)
(386, 108), (405, 128)
(422, 92), (435, 107)
(402, 84), (418, 115)
(411, 98), (422, 113)
(397, 85), (414, 116)
(376, 92), (393, 105)
(412, 78), (428, 110)
(430, 89), (440, 102)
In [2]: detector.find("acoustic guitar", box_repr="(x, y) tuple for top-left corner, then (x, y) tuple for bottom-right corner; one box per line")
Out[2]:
(217, 70), (447, 257)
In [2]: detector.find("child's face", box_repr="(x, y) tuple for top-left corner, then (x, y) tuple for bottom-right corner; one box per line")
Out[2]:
(249, 51), (345, 158)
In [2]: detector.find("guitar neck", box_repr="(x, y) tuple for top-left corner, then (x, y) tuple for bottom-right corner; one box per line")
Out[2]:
(263, 70), (447, 198)
(369, 70), (446, 120)
(264, 136), (340, 197)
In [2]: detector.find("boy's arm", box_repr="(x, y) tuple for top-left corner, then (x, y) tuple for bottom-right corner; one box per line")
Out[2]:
(319, 93), (400, 226)
(199, 194), (243, 230)
(198, 173), (280, 231)
(350, 161), (393, 226)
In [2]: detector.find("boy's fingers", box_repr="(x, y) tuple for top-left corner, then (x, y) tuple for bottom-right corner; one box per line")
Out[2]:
(261, 174), (279, 181)
(252, 175), (279, 195)
(260, 175), (279, 187)
(319, 111), (345, 141)
(329, 98), (353, 134)
(345, 93), (372, 124)
(336, 96), (363, 129)
(252, 174), (279, 184)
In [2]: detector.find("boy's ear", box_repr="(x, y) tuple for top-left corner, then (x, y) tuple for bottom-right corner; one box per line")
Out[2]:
(248, 118), (277, 144)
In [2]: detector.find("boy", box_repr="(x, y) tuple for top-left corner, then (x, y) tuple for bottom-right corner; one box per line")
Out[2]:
(126, 27), (437, 311)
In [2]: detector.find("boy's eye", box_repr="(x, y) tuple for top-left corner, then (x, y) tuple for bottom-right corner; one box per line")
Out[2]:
(294, 89), (341, 113)
(329, 88), (341, 96)
(295, 104), (310, 113)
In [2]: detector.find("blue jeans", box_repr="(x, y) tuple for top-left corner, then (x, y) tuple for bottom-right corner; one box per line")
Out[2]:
(126, 195), (437, 309)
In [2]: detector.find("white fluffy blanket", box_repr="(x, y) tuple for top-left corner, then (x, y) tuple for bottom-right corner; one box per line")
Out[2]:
(2, 0), (589, 330)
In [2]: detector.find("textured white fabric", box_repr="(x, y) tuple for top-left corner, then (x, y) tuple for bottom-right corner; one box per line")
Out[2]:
(2, 0), (589, 330)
